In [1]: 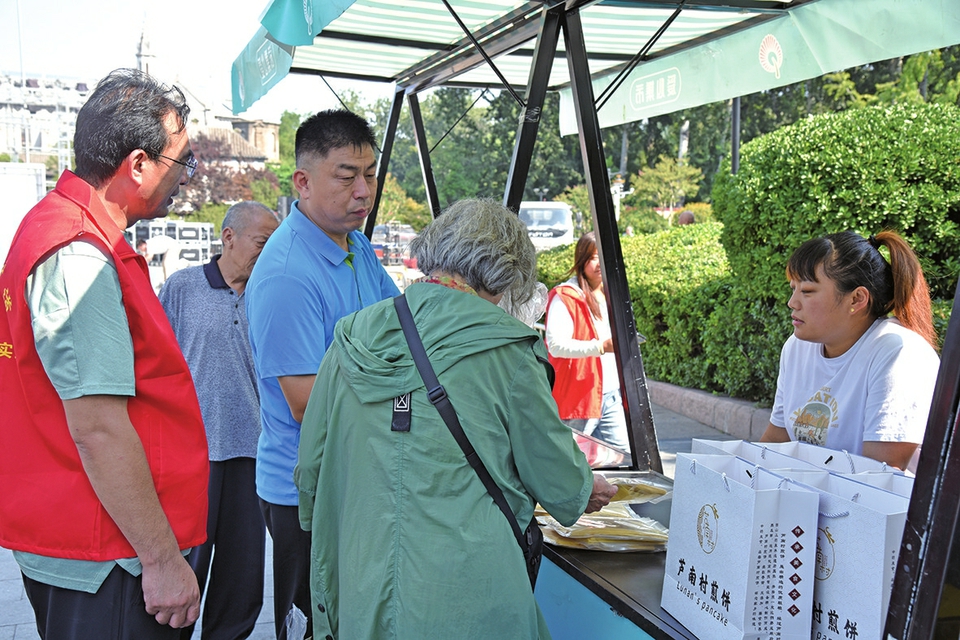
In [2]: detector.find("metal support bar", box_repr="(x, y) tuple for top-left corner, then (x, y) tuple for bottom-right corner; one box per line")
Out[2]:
(562, 8), (662, 473)
(366, 86), (405, 238)
(439, 0), (526, 107)
(407, 92), (442, 218)
(731, 96), (740, 174)
(596, 1), (685, 111)
(503, 6), (563, 211)
(397, 4), (543, 93)
(429, 89), (490, 155)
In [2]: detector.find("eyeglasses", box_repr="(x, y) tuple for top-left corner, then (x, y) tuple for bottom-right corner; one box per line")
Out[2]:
(157, 153), (199, 179)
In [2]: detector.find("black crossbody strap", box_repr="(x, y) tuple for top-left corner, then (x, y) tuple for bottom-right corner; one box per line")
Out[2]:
(393, 294), (525, 544)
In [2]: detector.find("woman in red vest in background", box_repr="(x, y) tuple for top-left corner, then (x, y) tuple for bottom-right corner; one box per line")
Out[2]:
(545, 232), (630, 453)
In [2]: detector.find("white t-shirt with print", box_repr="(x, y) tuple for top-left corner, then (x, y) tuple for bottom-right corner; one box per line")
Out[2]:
(771, 317), (940, 454)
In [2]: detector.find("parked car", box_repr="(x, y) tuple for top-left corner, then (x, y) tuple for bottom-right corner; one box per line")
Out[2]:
(519, 201), (574, 251)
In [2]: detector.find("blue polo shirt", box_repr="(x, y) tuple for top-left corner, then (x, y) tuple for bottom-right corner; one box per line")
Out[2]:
(246, 202), (400, 505)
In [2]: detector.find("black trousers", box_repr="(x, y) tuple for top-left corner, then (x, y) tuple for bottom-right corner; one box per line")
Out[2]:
(23, 564), (180, 640)
(259, 499), (313, 640)
(180, 457), (266, 640)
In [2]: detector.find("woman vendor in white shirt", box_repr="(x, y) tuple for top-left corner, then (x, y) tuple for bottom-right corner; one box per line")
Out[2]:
(760, 230), (940, 471)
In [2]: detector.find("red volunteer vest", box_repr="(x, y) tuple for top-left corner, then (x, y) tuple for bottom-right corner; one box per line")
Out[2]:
(0, 171), (208, 561)
(546, 284), (602, 419)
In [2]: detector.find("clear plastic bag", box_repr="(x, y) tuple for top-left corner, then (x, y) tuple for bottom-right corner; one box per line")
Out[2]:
(284, 605), (308, 640)
(499, 281), (548, 327)
(536, 502), (669, 553)
(607, 476), (669, 503)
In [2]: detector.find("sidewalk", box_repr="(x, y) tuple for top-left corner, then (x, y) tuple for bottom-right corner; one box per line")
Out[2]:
(0, 401), (735, 639)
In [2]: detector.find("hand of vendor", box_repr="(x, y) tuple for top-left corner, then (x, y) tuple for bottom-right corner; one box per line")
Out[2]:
(585, 474), (617, 513)
(601, 337), (614, 355)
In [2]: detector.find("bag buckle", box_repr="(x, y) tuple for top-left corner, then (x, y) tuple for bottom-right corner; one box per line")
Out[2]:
(427, 385), (448, 405)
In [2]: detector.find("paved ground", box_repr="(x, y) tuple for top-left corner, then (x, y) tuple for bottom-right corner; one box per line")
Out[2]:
(0, 402), (734, 639)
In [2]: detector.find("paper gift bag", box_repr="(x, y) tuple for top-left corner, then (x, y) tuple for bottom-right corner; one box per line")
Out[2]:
(691, 438), (766, 456)
(753, 441), (901, 474)
(691, 439), (898, 474)
(836, 471), (914, 499)
(689, 439), (819, 470)
(690, 439), (825, 473)
(773, 469), (909, 639)
(662, 453), (819, 640)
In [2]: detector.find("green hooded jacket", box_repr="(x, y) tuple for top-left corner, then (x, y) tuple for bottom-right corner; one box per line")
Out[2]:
(296, 282), (593, 639)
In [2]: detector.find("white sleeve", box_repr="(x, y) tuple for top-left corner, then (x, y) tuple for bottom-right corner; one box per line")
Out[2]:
(769, 339), (792, 429)
(863, 335), (939, 444)
(544, 295), (602, 359)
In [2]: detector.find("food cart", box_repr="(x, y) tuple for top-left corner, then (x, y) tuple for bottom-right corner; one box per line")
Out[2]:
(232, 2), (960, 636)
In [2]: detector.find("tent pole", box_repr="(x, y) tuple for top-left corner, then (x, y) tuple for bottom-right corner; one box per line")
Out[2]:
(563, 7), (661, 473)
(366, 87), (405, 237)
(407, 93), (441, 218)
(731, 96), (741, 174)
(503, 5), (563, 211)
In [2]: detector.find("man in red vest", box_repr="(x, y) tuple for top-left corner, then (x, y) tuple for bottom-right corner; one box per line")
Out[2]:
(0, 69), (209, 639)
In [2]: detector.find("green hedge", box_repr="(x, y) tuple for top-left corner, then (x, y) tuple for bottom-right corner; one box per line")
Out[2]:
(537, 223), (730, 392)
(714, 102), (960, 300)
(537, 102), (960, 408)
(709, 102), (960, 404)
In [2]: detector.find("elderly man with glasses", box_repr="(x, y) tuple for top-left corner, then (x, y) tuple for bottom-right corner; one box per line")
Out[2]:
(0, 68), (209, 639)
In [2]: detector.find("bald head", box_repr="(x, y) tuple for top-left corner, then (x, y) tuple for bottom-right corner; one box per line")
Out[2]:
(222, 201), (276, 236)
(220, 201), (279, 290)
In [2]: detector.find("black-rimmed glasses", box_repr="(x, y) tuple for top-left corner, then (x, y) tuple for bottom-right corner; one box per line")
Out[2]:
(157, 153), (199, 179)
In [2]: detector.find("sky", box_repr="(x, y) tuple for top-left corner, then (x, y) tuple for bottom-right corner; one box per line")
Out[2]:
(0, 0), (393, 123)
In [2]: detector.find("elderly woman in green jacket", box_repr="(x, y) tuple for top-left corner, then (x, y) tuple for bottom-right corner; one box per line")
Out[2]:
(295, 198), (616, 639)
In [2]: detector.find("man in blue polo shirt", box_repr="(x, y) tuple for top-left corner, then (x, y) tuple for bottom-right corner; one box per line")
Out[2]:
(245, 110), (400, 639)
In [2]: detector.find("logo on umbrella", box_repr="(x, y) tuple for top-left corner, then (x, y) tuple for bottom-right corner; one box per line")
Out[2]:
(759, 35), (783, 79)
(303, 0), (314, 36)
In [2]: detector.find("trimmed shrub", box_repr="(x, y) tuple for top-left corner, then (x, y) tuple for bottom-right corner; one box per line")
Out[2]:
(623, 223), (730, 389)
(536, 224), (731, 391)
(671, 201), (715, 225)
(714, 102), (960, 299)
(537, 243), (577, 291)
(702, 286), (791, 403)
(710, 102), (960, 404)
(618, 206), (670, 235)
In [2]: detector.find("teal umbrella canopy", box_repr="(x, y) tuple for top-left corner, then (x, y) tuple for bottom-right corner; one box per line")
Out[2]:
(231, 0), (960, 126)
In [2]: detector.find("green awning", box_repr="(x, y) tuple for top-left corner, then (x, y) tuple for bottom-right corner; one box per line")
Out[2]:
(231, 0), (788, 115)
(232, 26), (294, 117)
(560, 0), (960, 134)
(232, 0), (960, 131)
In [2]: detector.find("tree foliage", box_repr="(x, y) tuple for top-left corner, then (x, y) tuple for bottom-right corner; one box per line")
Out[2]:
(555, 185), (592, 235)
(267, 110), (301, 198)
(377, 173), (432, 231)
(178, 131), (281, 215)
(627, 155), (703, 211)
(290, 45), (960, 229)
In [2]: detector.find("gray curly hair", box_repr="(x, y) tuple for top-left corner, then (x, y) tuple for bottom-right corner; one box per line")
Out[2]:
(410, 198), (537, 308)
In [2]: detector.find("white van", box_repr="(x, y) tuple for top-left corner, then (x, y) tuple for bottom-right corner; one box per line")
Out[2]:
(518, 201), (575, 251)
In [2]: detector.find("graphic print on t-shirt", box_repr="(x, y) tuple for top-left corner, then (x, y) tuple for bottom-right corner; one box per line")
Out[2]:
(791, 388), (838, 446)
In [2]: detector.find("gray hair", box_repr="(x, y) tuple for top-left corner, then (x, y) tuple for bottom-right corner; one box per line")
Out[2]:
(410, 199), (537, 307)
(222, 201), (276, 235)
